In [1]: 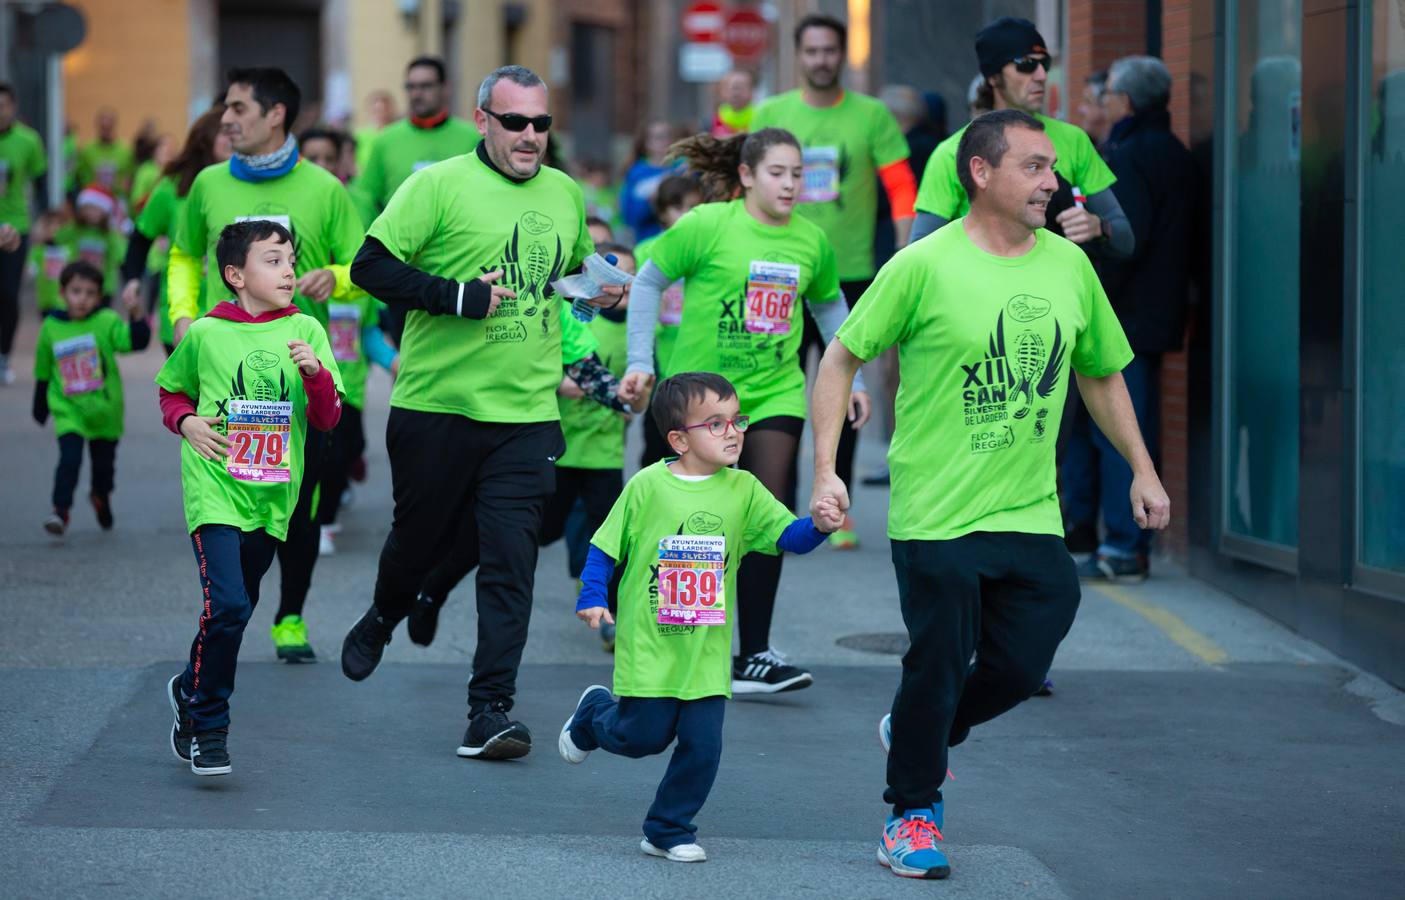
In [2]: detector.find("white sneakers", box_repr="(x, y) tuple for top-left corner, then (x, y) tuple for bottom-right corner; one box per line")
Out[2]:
(641, 839), (707, 863)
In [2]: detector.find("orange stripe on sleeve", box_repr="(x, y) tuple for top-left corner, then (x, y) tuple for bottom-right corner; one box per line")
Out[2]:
(878, 158), (917, 220)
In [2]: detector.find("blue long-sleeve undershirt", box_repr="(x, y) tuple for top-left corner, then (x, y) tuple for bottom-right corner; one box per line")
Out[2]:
(361, 323), (398, 372)
(575, 517), (826, 611)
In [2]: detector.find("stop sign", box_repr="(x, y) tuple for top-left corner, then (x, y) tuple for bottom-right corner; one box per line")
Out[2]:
(724, 8), (768, 59)
(682, 2), (724, 43)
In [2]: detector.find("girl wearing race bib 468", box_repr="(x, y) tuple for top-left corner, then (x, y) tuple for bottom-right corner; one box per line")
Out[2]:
(623, 126), (871, 695)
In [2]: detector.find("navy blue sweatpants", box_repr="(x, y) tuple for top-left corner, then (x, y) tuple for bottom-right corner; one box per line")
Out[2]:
(180, 525), (278, 731)
(570, 692), (725, 849)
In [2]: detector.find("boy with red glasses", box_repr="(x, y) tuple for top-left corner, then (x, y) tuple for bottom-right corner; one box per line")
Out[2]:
(558, 371), (844, 862)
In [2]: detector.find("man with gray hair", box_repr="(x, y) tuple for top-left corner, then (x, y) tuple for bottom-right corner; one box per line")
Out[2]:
(340, 65), (625, 760)
(1061, 55), (1194, 581)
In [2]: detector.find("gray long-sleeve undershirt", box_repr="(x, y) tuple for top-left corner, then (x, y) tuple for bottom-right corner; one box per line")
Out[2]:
(907, 187), (1134, 258)
(626, 259), (865, 393)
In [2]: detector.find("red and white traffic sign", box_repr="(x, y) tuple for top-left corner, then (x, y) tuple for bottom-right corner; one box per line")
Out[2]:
(682, 2), (725, 43)
(723, 7), (768, 59)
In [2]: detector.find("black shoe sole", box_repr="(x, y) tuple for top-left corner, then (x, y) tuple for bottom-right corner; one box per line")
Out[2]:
(457, 724), (532, 760)
(341, 613), (391, 681)
(277, 647), (318, 664)
(731, 672), (814, 695)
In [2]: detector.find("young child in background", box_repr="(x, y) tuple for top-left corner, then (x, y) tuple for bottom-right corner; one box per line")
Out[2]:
(544, 242), (634, 651)
(56, 184), (126, 301)
(32, 260), (151, 534)
(559, 372), (844, 862)
(156, 220), (342, 776)
(27, 208), (71, 315)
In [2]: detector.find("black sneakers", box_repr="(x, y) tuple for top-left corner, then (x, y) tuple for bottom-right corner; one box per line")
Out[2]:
(167, 674), (193, 762)
(457, 701), (532, 760)
(732, 648), (814, 695)
(190, 729), (231, 776)
(341, 606), (396, 681)
(90, 492), (113, 530)
(407, 591), (445, 647)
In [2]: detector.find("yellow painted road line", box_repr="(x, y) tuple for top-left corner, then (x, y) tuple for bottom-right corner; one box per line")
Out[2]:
(1091, 583), (1230, 666)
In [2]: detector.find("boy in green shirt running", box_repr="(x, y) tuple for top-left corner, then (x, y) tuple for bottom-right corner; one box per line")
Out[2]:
(156, 220), (344, 777)
(559, 372), (843, 863)
(32, 261), (151, 535)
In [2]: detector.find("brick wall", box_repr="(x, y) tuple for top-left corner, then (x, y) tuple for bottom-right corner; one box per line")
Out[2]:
(1066, 0), (1194, 558)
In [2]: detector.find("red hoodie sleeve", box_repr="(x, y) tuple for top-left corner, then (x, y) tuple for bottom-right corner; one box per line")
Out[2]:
(302, 364), (342, 432)
(159, 387), (198, 435)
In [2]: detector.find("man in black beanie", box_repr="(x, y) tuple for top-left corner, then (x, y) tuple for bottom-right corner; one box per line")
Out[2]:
(908, 16), (1134, 257)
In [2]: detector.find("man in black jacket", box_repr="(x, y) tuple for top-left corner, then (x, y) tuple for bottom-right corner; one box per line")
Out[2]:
(1062, 55), (1194, 581)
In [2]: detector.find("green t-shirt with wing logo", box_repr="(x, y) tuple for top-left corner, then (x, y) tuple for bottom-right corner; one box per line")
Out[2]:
(647, 199), (840, 422)
(750, 89), (911, 281)
(154, 309), (345, 540)
(837, 220), (1133, 540)
(557, 313), (627, 469)
(915, 113), (1116, 221)
(591, 461), (795, 700)
(33, 309), (135, 440)
(366, 149), (595, 423)
(358, 117), (481, 212)
(174, 160), (366, 325)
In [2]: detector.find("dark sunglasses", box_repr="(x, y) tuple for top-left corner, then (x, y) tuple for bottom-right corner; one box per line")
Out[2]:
(1011, 54), (1052, 74)
(481, 108), (553, 133)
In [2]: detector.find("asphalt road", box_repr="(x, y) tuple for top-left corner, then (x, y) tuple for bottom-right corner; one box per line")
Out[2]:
(2, 315), (1402, 899)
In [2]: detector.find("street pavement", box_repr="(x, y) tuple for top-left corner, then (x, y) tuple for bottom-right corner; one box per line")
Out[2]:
(2, 317), (1403, 899)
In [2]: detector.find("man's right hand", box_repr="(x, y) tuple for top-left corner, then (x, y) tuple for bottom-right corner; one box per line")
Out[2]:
(178, 415), (230, 461)
(465, 269), (516, 319)
(120, 278), (144, 314)
(810, 470), (851, 520)
(619, 371), (654, 409)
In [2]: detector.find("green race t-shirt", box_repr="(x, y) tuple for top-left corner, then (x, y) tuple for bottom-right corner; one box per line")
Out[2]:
(30, 242), (69, 313)
(915, 113), (1116, 221)
(0, 123), (46, 232)
(132, 160), (162, 208)
(592, 461), (795, 699)
(324, 293), (384, 410)
(54, 222), (125, 297)
(649, 199), (840, 421)
(358, 117), (480, 212)
(750, 90), (910, 281)
(837, 220), (1133, 540)
(174, 160), (365, 325)
(634, 234), (686, 374)
(154, 308), (344, 540)
(33, 309), (134, 440)
(135, 175), (191, 347)
(367, 149), (595, 422)
(76, 140), (134, 198)
(557, 313), (627, 469)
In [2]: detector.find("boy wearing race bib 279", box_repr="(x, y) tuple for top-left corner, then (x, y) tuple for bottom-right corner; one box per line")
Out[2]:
(156, 220), (344, 778)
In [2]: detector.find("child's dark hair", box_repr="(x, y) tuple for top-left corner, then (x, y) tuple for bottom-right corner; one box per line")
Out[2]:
(59, 260), (104, 291)
(652, 172), (701, 216)
(585, 215), (613, 238)
(215, 219), (294, 295)
(651, 372), (737, 439)
(595, 241), (633, 261)
(667, 128), (800, 202)
(298, 126), (348, 155)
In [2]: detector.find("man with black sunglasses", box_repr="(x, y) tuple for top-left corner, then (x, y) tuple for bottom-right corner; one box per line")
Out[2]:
(358, 56), (480, 216)
(341, 65), (627, 762)
(909, 17), (1134, 258)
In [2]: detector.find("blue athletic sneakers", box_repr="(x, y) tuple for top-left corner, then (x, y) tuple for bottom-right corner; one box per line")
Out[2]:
(879, 805), (950, 879)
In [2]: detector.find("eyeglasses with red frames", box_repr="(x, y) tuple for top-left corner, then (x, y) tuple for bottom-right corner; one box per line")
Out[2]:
(680, 415), (751, 437)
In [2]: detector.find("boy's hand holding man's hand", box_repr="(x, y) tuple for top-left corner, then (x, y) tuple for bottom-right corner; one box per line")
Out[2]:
(577, 606), (615, 630)
(812, 496), (846, 534)
(288, 340), (321, 377)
